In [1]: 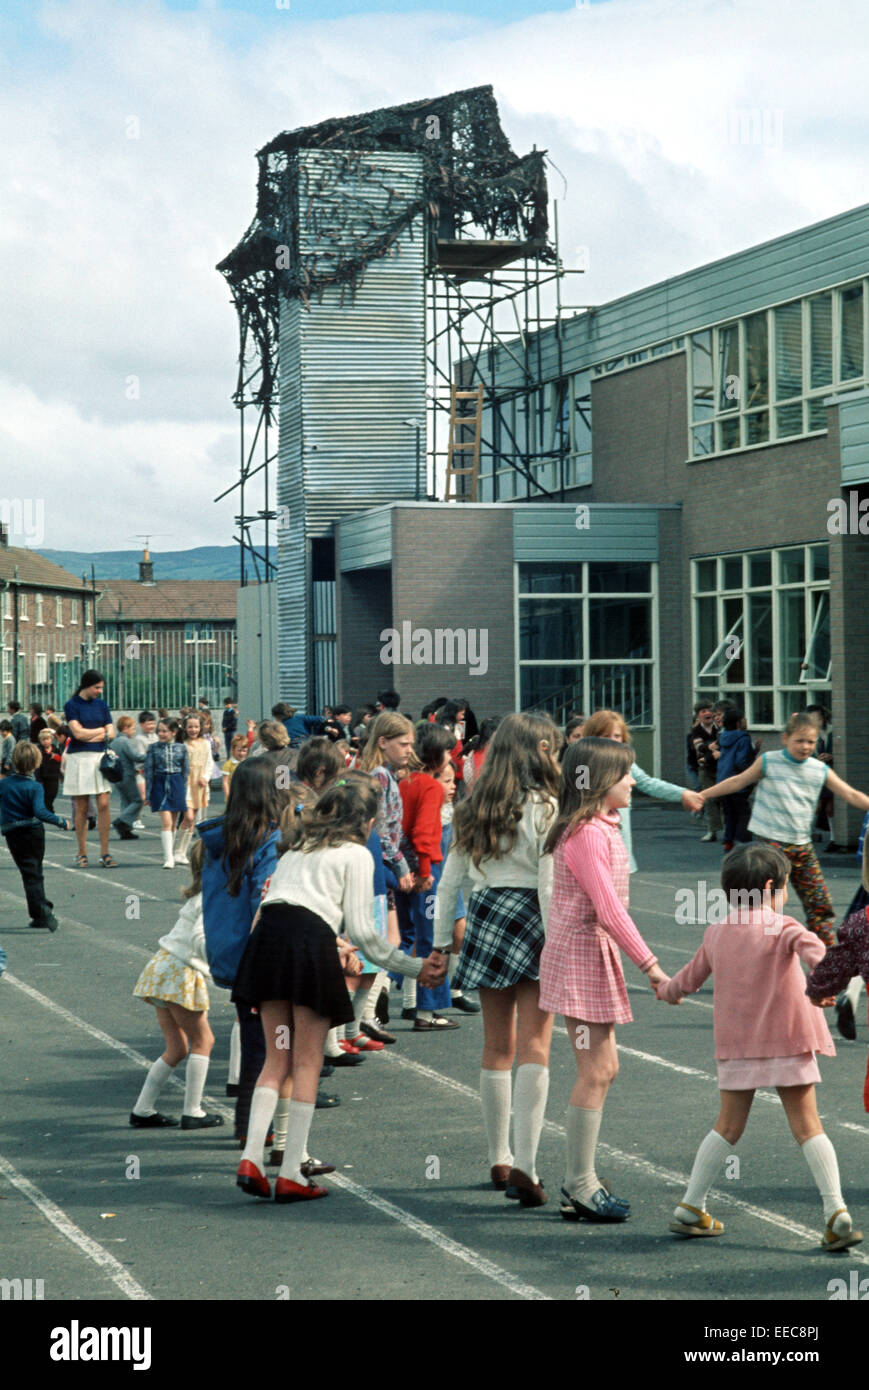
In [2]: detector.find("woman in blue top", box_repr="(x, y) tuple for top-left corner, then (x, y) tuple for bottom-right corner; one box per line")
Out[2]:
(62, 669), (115, 869)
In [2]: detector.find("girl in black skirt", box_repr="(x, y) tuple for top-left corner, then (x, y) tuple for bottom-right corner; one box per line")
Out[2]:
(234, 778), (446, 1204)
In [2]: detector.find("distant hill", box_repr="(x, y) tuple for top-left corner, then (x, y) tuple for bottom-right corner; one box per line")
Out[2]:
(37, 547), (241, 583)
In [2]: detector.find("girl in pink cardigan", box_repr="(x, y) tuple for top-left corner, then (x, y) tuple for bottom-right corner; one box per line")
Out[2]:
(658, 841), (861, 1251)
(539, 738), (669, 1223)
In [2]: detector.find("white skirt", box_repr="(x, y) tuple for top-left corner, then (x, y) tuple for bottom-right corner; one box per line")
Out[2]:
(63, 751), (113, 797)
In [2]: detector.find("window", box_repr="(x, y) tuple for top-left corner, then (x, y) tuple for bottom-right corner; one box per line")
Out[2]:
(518, 561), (655, 727)
(689, 280), (868, 457)
(185, 623), (214, 641)
(35, 594), (44, 625)
(70, 598), (78, 625)
(1, 592), (10, 620)
(692, 544), (830, 727)
(19, 593), (27, 620)
(55, 596), (63, 626)
(480, 369), (593, 502)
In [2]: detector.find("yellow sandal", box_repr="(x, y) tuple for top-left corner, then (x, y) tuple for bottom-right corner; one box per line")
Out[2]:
(669, 1202), (725, 1237)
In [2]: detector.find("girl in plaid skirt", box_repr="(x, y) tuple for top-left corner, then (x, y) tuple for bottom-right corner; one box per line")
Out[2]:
(434, 712), (561, 1208)
(539, 738), (669, 1224)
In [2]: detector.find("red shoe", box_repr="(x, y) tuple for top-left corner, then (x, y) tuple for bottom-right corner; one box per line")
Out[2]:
(274, 1176), (329, 1203)
(722, 841), (734, 852)
(349, 1033), (385, 1052)
(236, 1158), (271, 1200)
(338, 1040), (361, 1055)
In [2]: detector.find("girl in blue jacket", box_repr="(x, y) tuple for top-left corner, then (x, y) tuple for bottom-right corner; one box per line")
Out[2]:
(0, 741), (70, 931)
(199, 756), (288, 1140)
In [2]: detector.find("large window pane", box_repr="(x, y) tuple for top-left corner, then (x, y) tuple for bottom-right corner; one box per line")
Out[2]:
(748, 690), (775, 726)
(695, 559), (717, 592)
(718, 415), (740, 451)
(810, 294), (833, 389)
(779, 591), (806, 683)
(722, 557), (743, 590)
(748, 552), (771, 587)
(692, 423), (714, 456)
(519, 599), (583, 661)
(589, 600), (650, 659)
(572, 371), (592, 458)
(695, 595), (717, 667)
(840, 284), (863, 381)
(589, 665), (651, 725)
(748, 594), (773, 684)
(779, 548), (805, 584)
(801, 591), (831, 683)
(692, 330), (714, 421)
(717, 323), (740, 412)
(746, 410), (769, 445)
(775, 301), (802, 399)
(588, 562), (651, 593)
(776, 403), (803, 437)
(519, 563), (583, 594)
(745, 312), (769, 406)
(520, 665), (580, 710)
(810, 544), (830, 581)
(807, 397), (828, 431)
(723, 596), (746, 682)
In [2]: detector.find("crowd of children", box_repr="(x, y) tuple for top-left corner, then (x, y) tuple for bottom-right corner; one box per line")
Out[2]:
(4, 680), (869, 1252)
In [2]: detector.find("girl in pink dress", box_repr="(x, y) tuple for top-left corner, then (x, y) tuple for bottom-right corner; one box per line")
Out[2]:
(658, 841), (861, 1251)
(538, 738), (669, 1223)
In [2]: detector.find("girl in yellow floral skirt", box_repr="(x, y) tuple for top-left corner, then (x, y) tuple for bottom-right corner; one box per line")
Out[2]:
(130, 840), (224, 1131)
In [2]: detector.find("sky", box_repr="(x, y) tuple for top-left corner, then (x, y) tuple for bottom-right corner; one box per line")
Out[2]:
(2, 0), (868, 555)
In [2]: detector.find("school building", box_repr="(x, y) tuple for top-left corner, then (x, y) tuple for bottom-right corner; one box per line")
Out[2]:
(334, 200), (869, 841)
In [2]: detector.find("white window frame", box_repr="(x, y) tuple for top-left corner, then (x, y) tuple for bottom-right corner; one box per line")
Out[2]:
(35, 594), (44, 626)
(55, 596), (63, 627)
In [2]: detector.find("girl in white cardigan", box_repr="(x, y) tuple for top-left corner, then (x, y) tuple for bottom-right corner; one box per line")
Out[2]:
(130, 840), (223, 1130)
(433, 712), (561, 1208)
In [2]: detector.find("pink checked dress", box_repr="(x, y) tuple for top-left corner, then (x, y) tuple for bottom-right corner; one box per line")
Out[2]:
(538, 812), (657, 1024)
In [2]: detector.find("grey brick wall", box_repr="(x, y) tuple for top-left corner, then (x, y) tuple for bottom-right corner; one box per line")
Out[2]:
(389, 506), (515, 720)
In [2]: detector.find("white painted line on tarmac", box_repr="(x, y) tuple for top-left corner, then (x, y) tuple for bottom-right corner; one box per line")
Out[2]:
(0, 1151), (153, 1301)
(3, 973), (551, 1301)
(325, 1173), (550, 1300)
(41, 860), (164, 901)
(383, 1051), (869, 1258)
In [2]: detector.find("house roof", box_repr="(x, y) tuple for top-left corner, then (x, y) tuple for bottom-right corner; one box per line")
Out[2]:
(0, 546), (88, 592)
(95, 580), (239, 623)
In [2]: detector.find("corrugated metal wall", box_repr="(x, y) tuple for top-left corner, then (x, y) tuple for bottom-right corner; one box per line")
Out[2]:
(513, 504), (663, 562)
(837, 388), (869, 486)
(278, 149), (425, 708)
(338, 507), (393, 571)
(237, 581), (278, 725)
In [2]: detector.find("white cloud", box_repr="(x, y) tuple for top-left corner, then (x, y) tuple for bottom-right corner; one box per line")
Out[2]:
(3, 0), (869, 549)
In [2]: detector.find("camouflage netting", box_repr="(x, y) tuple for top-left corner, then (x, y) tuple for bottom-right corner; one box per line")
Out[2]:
(217, 85), (552, 409)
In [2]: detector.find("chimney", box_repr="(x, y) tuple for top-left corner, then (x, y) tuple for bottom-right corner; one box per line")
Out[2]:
(138, 545), (155, 585)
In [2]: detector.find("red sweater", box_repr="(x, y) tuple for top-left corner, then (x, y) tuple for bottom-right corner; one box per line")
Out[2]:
(399, 772), (445, 877)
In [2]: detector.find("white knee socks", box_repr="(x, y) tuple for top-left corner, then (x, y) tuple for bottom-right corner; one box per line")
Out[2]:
(228, 1019), (241, 1087)
(513, 1063), (549, 1184)
(479, 1069), (513, 1169)
(677, 1129), (734, 1217)
(565, 1105), (603, 1202)
(279, 1101), (316, 1186)
(272, 1096), (290, 1152)
(183, 1053), (210, 1118)
(174, 828), (193, 864)
(324, 1028), (344, 1059)
(351, 986), (368, 1039)
(801, 1133), (847, 1221)
(160, 830), (174, 867)
(402, 976), (417, 1010)
(132, 1057), (174, 1116)
(362, 972), (388, 1021)
(240, 1085), (278, 1169)
(845, 974), (865, 1012)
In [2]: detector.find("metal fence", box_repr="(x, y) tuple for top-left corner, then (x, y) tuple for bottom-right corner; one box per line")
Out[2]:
(2, 624), (237, 714)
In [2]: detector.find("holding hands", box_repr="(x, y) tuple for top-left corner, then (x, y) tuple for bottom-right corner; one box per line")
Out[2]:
(337, 936), (362, 977)
(681, 788), (704, 814)
(418, 951), (448, 989)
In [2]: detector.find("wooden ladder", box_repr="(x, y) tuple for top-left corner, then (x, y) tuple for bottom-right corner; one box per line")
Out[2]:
(444, 384), (484, 502)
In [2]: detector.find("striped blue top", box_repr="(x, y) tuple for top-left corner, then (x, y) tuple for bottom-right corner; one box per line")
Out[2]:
(748, 749), (828, 846)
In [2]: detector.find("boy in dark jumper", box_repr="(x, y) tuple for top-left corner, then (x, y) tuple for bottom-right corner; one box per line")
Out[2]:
(0, 741), (70, 931)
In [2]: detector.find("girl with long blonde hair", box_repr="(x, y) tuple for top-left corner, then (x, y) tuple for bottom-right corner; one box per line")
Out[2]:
(433, 712), (561, 1206)
(538, 739), (669, 1224)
